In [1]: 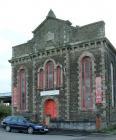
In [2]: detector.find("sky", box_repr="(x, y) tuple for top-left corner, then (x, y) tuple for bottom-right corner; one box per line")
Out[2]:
(0, 0), (116, 93)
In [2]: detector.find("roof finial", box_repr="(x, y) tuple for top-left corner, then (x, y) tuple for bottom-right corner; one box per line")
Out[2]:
(47, 9), (56, 18)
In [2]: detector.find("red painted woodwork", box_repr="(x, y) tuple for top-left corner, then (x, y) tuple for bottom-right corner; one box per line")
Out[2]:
(44, 99), (57, 119)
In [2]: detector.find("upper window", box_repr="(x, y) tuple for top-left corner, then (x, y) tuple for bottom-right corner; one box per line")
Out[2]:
(56, 66), (62, 87)
(37, 60), (63, 90)
(38, 69), (44, 89)
(45, 61), (54, 89)
(81, 56), (93, 110)
(111, 63), (114, 107)
(18, 69), (26, 111)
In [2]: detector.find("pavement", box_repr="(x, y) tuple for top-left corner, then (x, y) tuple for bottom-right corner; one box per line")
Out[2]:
(47, 128), (112, 137)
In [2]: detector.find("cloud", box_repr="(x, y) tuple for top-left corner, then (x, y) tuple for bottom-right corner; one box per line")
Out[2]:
(0, 38), (11, 92)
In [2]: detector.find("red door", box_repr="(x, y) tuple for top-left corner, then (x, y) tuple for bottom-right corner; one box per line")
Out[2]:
(44, 99), (57, 119)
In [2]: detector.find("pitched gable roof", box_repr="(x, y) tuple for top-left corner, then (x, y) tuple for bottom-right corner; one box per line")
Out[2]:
(32, 10), (72, 34)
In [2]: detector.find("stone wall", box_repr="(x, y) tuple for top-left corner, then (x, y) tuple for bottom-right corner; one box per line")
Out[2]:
(12, 41), (33, 58)
(50, 120), (107, 130)
(70, 21), (105, 43)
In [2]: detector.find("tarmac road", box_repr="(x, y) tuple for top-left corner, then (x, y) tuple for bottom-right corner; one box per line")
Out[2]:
(0, 127), (116, 140)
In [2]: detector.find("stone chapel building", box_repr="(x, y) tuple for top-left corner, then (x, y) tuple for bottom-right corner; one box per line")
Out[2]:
(9, 10), (116, 129)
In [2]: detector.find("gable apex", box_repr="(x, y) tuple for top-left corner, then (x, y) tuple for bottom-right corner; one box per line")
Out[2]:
(47, 9), (56, 18)
(32, 11), (70, 34)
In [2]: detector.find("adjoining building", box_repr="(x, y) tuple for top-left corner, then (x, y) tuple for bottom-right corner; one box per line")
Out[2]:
(0, 92), (11, 105)
(9, 10), (116, 130)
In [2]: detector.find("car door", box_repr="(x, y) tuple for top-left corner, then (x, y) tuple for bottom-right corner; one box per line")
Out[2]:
(8, 117), (18, 129)
(16, 118), (28, 131)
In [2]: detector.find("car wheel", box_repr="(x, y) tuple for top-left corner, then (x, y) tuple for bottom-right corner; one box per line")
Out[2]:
(5, 126), (11, 132)
(27, 127), (33, 134)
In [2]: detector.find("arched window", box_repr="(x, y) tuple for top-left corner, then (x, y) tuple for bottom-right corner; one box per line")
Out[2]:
(81, 56), (93, 110)
(56, 66), (61, 87)
(18, 69), (26, 111)
(45, 61), (54, 89)
(111, 63), (114, 107)
(38, 69), (44, 89)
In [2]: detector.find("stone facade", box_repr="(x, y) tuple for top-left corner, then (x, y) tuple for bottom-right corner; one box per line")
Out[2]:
(9, 10), (116, 129)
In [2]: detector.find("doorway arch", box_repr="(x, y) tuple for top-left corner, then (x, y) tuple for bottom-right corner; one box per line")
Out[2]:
(44, 99), (57, 119)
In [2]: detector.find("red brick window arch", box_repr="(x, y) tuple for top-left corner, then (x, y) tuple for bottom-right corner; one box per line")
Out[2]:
(45, 61), (54, 89)
(81, 56), (93, 110)
(18, 69), (26, 111)
(38, 68), (44, 89)
(56, 65), (62, 87)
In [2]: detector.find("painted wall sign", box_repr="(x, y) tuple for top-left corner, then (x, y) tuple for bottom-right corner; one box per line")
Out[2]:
(40, 90), (59, 96)
(96, 77), (102, 104)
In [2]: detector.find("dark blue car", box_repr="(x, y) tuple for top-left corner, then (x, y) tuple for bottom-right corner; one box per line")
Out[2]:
(1, 116), (48, 134)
